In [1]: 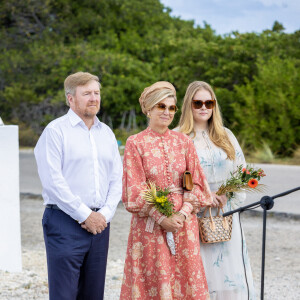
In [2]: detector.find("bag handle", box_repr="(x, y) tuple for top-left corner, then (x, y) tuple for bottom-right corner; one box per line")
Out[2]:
(202, 206), (229, 231)
(202, 206), (223, 217)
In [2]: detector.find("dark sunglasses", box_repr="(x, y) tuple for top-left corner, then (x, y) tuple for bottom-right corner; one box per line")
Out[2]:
(192, 100), (216, 109)
(154, 103), (178, 114)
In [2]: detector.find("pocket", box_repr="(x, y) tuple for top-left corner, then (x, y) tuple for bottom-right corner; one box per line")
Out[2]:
(42, 208), (50, 227)
(43, 209), (62, 237)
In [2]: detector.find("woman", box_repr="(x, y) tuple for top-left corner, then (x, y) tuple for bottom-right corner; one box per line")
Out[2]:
(177, 81), (256, 300)
(120, 81), (213, 299)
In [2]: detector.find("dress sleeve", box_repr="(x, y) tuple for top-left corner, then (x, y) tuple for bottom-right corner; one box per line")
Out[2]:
(226, 129), (247, 209)
(179, 138), (213, 217)
(122, 137), (166, 223)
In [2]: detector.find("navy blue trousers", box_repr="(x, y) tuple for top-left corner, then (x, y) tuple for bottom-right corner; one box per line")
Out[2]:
(42, 208), (110, 300)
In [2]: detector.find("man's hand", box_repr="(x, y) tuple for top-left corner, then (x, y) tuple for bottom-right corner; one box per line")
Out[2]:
(81, 212), (107, 235)
(160, 215), (184, 233)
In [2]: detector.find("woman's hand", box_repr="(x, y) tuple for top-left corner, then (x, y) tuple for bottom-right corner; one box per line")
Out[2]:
(211, 192), (228, 208)
(160, 214), (184, 232)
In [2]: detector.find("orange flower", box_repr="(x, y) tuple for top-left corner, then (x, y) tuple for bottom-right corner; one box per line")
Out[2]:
(242, 168), (250, 174)
(248, 178), (258, 188)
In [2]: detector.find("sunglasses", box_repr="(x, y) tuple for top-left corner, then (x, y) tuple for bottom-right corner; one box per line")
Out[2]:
(154, 103), (178, 114)
(192, 100), (216, 109)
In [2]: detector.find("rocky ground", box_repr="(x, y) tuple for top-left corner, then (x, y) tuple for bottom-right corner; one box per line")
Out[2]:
(0, 197), (299, 299)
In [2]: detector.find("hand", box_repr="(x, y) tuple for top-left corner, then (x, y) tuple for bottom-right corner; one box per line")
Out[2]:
(160, 214), (184, 233)
(217, 194), (228, 208)
(176, 213), (186, 223)
(211, 192), (228, 208)
(81, 212), (107, 235)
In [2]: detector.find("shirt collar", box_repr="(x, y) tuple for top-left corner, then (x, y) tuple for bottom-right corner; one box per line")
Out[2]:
(146, 126), (170, 137)
(67, 109), (102, 128)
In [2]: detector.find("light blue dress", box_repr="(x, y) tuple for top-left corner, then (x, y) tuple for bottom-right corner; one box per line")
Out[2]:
(192, 128), (256, 300)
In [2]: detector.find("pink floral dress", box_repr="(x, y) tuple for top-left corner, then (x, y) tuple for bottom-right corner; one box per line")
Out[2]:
(120, 127), (213, 300)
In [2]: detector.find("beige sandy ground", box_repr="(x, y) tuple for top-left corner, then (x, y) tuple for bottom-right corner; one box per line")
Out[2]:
(0, 197), (299, 300)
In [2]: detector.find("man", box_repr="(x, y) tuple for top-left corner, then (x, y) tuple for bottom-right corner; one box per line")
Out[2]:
(34, 72), (123, 300)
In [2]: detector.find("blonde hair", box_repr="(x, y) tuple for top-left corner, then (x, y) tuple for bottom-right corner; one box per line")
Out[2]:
(178, 81), (235, 160)
(64, 72), (101, 106)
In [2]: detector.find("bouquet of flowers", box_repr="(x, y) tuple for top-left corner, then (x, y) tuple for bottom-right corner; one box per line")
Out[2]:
(143, 182), (174, 216)
(216, 165), (266, 198)
(142, 182), (176, 255)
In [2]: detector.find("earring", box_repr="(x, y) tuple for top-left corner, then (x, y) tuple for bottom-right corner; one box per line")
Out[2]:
(147, 112), (150, 118)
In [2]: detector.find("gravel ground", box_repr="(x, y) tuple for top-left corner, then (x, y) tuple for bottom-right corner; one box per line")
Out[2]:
(0, 197), (299, 299)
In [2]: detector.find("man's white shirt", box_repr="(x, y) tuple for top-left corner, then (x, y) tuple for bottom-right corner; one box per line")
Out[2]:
(34, 109), (123, 223)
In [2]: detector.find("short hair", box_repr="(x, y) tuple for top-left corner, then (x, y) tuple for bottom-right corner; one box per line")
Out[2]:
(64, 72), (101, 106)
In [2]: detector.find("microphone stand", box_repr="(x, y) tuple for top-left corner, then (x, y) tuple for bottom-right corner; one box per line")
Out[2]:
(223, 186), (300, 300)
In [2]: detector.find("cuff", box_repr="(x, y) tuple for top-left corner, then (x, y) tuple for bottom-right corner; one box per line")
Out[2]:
(72, 203), (92, 224)
(98, 206), (111, 223)
(179, 202), (193, 218)
(149, 207), (167, 224)
(138, 202), (151, 218)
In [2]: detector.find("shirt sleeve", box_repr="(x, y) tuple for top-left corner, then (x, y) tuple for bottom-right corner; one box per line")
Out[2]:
(98, 138), (123, 223)
(179, 137), (213, 217)
(122, 137), (166, 223)
(34, 127), (91, 223)
(226, 128), (247, 209)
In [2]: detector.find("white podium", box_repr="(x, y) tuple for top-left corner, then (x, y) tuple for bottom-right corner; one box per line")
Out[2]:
(0, 125), (22, 272)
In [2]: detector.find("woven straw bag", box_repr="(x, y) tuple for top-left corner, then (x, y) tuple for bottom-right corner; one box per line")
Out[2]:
(198, 207), (233, 244)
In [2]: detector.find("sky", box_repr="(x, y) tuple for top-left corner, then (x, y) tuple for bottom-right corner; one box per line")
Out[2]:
(160, 0), (300, 35)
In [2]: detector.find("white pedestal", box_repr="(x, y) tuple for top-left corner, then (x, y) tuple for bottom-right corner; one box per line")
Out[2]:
(0, 125), (22, 272)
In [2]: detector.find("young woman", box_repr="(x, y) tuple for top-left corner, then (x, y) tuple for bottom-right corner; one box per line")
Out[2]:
(177, 81), (256, 300)
(120, 81), (213, 299)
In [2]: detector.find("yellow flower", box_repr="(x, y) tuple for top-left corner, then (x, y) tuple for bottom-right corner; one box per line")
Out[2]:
(156, 196), (167, 203)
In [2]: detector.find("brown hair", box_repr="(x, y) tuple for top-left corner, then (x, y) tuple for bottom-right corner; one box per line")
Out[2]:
(64, 72), (101, 106)
(178, 81), (235, 160)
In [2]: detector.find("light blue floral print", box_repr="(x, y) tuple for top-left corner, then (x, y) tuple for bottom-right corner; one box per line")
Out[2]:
(193, 128), (256, 300)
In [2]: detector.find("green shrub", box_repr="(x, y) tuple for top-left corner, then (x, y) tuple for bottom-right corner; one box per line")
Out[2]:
(232, 56), (300, 157)
(114, 128), (143, 146)
(18, 123), (39, 147)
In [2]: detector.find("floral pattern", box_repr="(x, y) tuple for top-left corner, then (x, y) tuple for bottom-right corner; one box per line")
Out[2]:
(192, 128), (256, 300)
(120, 127), (212, 299)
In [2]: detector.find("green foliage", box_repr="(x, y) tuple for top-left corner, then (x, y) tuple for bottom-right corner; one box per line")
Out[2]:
(216, 165), (266, 196)
(251, 142), (275, 163)
(0, 0), (299, 157)
(154, 188), (174, 217)
(114, 128), (141, 146)
(18, 122), (39, 147)
(233, 56), (300, 156)
(272, 21), (285, 33)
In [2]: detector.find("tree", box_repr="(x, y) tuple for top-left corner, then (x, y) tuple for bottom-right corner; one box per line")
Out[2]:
(233, 56), (300, 156)
(0, 0), (299, 156)
(272, 21), (285, 33)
